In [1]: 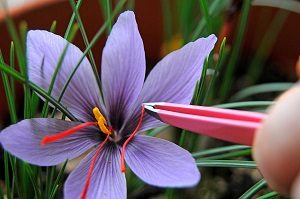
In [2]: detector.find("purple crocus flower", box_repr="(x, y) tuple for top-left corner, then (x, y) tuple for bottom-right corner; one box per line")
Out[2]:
(0, 11), (216, 199)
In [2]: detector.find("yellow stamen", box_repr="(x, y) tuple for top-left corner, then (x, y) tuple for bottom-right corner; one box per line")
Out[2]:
(93, 107), (111, 135)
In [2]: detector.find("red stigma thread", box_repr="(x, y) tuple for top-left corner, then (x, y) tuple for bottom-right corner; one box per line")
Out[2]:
(41, 122), (97, 145)
(120, 106), (145, 173)
(80, 134), (110, 199)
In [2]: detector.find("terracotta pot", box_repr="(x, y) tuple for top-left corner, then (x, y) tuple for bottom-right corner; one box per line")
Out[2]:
(0, 0), (163, 125)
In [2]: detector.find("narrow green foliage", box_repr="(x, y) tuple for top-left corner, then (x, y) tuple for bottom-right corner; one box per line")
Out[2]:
(162, 0), (173, 42)
(0, 62), (77, 120)
(9, 42), (15, 100)
(147, 125), (169, 137)
(198, 0), (213, 33)
(126, 0), (135, 10)
(177, 0), (197, 41)
(239, 179), (267, 199)
(50, 21), (57, 33)
(99, 0), (113, 32)
(19, 21), (28, 53)
(220, 0), (251, 98)
(197, 58), (210, 104)
(193, 145), (250, 158)
(197, 160), (257, 169)
(3, 13), (26, 69)
(203, 38), (227, 103)
(166, 189), (175, 199)
(192, 0), (228, 40)
(0, 52), (17, 122)
(257, 192), (279, 199)
(8, 156), (20, 198)
(231, 82), (293, 101)
(4, 11), (31, 119)
(24, 163), (41, 198)
(4, 152), (11, 199)
(215, 101), (274, 109)
(48, 161), (68, 199)
(200, 149), (252, 160)
(247, 10), (289, 83)
(69, 0), (100, 88)
(64, 0), (83, 38)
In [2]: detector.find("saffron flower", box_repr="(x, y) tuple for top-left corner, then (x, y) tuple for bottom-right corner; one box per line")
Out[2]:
(0, 11), (216, 198)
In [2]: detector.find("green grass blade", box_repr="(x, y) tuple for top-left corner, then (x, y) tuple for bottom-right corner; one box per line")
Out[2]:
(69, 0), (100, 88)
(193, 145), (250, 158)
(176, 0), (197, 42)
(220, 0), (251, 98)
(3, 152), (11, 199)
(162, 0), (173, 42)
(239, 179), (267, 199)
(48, 160), (68, 199)
(64, 0), (83, 38)
(198, 0), (212, 33)
(257, 192), (279, 199)
(201, 149), (252, 160)
(18, 22), (31, 119)
(24, 164), (41, 198)
(203, 38), (227, 103)
(9, 42), (15, 100)
(247, 10), (289, 83)
(197, 160), (257, 169)
(231, 82), (293, 101)
(50, 20), (57, 33)
(3, 13), (26, 70)
(191, 0), (228, 40)
(215, 101), (274, 109)
(0, 62), (77, 120)
(0, 53), (17, 122)
(8, 156), (20, 198)
(99, 0), (113, 33)
(126, 0), (135, 10)
(147, 125), (169, 137)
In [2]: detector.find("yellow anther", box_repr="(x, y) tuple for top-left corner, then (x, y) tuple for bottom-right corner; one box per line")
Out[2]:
(92, 107), (111, 135)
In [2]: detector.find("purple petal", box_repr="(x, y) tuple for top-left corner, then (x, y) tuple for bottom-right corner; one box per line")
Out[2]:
(101, 11), (145, 130)
(27, 30), (105, 122)
(0, 119), (99, 166)
(64, 144), (126, 199)
(122, 35), (217, 135)
(125, 135), (200, 187)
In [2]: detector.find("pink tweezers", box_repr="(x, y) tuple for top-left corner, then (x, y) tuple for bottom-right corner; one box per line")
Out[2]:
(144, 102), (267, 146)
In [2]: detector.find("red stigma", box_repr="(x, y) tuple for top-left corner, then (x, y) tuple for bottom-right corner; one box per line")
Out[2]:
(120, 105), (145, 172)
(41, 122), (97, 145)
(80, 134), (110, 199)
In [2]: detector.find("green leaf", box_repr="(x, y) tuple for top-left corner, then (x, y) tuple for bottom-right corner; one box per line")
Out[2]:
(257, 191), (279, 199)
(198, 0), (213, 33)
(193, 145), (250, 158)
(239, 179), (267, 199)
(50, 20), (57, 33)
(220, 0), (251, 98)
(215, 101), (274, 109)
(197, 160), (257, 169)
(69, 0), (100, 88)
(231, 82), (293, 101)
